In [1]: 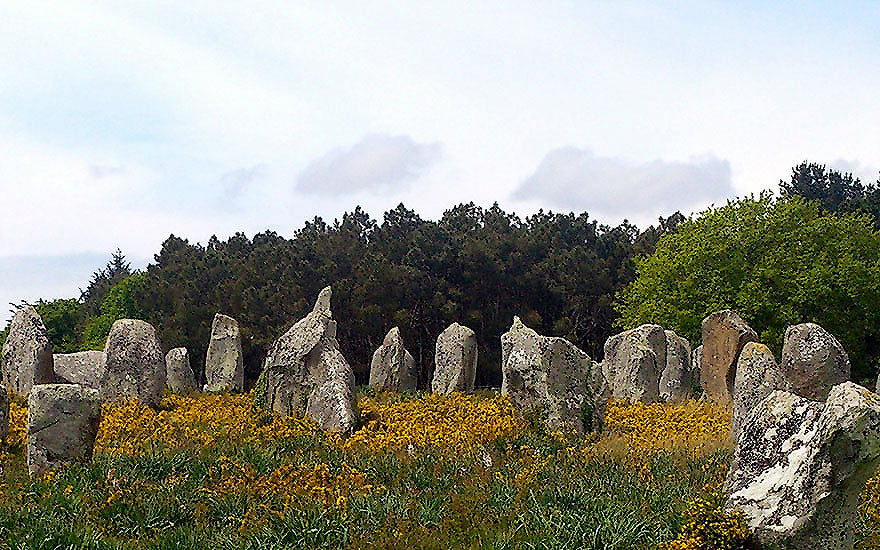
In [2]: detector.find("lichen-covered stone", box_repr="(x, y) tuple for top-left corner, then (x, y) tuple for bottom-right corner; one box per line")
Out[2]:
(0, 384), (8, 442)
(101, 319), (165, 407)
(369, 327), (417, 392)
(26, 384), (102, 477)
(700, 310), (757, 402)
(602, 324), (664, 403)
(660, 329), (693, 402)
(502, 317), (607, 433)
(432, 323), (478, 394)
(781, 322), (850, 401)
(54, 351), (105, 389)
(1, 305), (55, 395)
(692, 345), (702, 387)
(204, 313), (244, 393)
(731, 342), (784, 439)
(254, 287), (356, 432)
(724, 382), (880, 548)
(165, 347), (197, 394)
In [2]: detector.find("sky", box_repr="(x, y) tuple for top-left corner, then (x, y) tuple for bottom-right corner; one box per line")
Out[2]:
(1, 1), (879, 323)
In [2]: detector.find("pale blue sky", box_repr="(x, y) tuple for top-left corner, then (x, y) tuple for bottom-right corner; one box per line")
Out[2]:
(1, 1), (878, 322)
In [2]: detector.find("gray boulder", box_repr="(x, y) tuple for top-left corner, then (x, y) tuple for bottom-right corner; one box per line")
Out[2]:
(692, 345), (702, 386)
(165, 347), (197, 394)
(502, 317), (607, 433)
(876, 371), (879, 394)
(602, 324), (664, 403)
(731, 342), (784, 439)
(101, 319), (165, 407)
(700, 310), (757, 402)
(781, 322), (850, 401)
(254, 287), (356, 432)
(0, 384), (8, 442)
(204, 313), (244, 393)
(54, 351), (105, 389)
(369, 327), (417, 392)
(660, 329), (693, 402)
(724, 382), (880, 548)
(432, 323), (478, 394)
(27, 384), (102, 477)
(1, 305), (55, 395)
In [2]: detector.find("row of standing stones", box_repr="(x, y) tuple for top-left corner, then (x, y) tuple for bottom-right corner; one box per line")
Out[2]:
(1, 290), (879, 548)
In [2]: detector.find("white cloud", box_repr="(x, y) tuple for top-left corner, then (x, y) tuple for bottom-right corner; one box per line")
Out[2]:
(828, 159), (878, 186)
(296, 134), (442, 195)
(513, 148), (733, 219)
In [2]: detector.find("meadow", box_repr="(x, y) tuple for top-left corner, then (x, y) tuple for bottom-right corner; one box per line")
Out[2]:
(0, 391), (878, 550)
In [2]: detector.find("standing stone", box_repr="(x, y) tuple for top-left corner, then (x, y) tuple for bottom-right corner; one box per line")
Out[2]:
(692, 345), (702, 386)
(101, 319), (165, 408)
(204, 313), (244, 393)
(54, 351), (106, 389)
(369, 327), (417, 392)
(1, 305), (55, 395)
(781, 322), (850, 401)
(165, 348), (197, 394)
(700, 310), (757, 402)
(660, 330), (693, 402)
(601, 324), (665, 403)
(876, 371), (880, 394)
(254, 287), (356, 432)
(724, 382), (880, 548)
(0, 384), (8, 442)
(502, 317), (607, 433)
(731, 342), (784, 439)
(432, 323), (478, 394)
(27, 384), (102, 477)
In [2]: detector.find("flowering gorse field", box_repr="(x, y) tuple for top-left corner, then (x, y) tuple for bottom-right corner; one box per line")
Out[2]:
(1, 390), (878, 549)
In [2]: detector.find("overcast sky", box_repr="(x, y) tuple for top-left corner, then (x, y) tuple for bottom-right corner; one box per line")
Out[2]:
(1, 1), (878, 323)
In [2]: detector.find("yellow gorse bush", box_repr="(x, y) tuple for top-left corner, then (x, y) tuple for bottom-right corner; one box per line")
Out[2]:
(3, 400), (27, 450)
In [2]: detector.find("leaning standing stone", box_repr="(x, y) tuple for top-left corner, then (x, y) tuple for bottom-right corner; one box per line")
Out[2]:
(780, 322), (850, 401)
(432, 323), (478, 394)
(730, 342), (784, 439)
(369, 327), (417, 392)
(165, 347), (197, 394)
(0, 384), (8, 442)
(601, 324), (665, 403)
(1, 305), (55, 395)
(204, 313), (244, 393)
(27, 384), (102, 477)
(54, 351), (106, 389)
(700, 310), (757, 402)
(724, 382), (880, 548)
(660, 329), (693, 402)
(101, 319), (165, 407)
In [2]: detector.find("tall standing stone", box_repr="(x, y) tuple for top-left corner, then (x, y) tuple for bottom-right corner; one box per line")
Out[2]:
(432, 323), (478, 394)
(601, 324), (665, 403)
(781, 322), (850, 401)
(27, 384), (102, 477)
(369, 327), (417, 392)
(54, 351), (106, 389)
(101, 319), (165, 408)
(204, 313), (244, 393)
(731, 342), (784, 439)
(0, 384), (8, 442)
(165, 348), (197, 394)
(724, 382), (880, 548)
(700, 310), (757, 402)
(254, 287), (356, 432)
(660, 330), (693, 402)
(502, 317), (607, 433)
(1, 305), (55, 395)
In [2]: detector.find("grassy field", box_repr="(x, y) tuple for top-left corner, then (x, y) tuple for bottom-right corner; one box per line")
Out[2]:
(0, 390), (877, 549)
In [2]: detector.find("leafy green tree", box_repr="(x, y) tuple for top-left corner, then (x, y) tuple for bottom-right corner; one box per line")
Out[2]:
(615, 194), (880, 384)
(82, 273), (147, 350)
(34, 299), (83, 353)
(780, 161), (880, 225)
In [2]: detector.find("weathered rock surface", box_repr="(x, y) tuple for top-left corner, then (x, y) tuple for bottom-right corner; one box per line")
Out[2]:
(502, 317), (608, 433)
(27, 384), (102, 477)
(731, 342), (784, 439)
(700, 310), (757, 402)
(204, 313), (244, 393)
(781, 322), (850, 401)
(165, 347), (197, 394)
(254, 287), (356, 432)
(601, 324), (664, 403)
(0, 384), (8, 442)
(692, 345), (702, 388)
(724, 382), (880, 548)
(101, 319), (165, 407)
(432, 323), (478, 394)
(660, 330), (693, 402)
(876, 371), (880, 394)
(1, 305), (55, 394)
(369, 327), (417, 392)
(54, 351), (106, 389)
